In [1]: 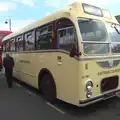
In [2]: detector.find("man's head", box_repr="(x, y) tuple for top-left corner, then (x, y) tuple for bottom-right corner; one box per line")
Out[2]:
(5, 52), (9, 57)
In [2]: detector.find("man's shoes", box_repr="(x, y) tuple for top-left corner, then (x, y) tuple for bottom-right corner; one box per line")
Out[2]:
(8, 87), (12, 88)
(8, 85), (12, 88)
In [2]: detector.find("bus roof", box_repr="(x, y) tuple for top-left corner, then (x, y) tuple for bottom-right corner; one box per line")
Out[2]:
(2, 1), (118, 42)
(3, 7), (71, 41)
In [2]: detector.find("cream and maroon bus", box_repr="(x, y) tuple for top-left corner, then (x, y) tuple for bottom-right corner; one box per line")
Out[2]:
(2, 2), (120, 107)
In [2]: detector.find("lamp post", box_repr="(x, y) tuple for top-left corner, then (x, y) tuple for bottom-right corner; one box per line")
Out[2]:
(5, 19), (12, 31)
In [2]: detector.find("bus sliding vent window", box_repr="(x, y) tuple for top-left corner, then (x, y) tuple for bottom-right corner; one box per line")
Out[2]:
(101, 76), (118, 93)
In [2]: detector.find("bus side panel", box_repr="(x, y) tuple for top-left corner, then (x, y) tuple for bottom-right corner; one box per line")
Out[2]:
(11, 51), (80, 106)
(12, 52), (39, 88)
(12, 53), (21, 80)
(50, 52), (79, 106)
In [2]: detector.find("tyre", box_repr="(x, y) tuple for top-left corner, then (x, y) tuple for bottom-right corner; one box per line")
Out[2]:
(40, 73), (56, 103)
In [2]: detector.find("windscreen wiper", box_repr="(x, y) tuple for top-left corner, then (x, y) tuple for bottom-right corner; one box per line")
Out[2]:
(114, 26), (120, 34)
(111, 24), (120, 34)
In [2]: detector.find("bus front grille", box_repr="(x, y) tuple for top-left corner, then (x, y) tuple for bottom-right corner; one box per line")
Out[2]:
(101, 76), (119, 93)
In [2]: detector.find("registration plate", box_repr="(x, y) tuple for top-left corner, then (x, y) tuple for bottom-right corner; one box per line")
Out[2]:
(104, 91), (116, 99)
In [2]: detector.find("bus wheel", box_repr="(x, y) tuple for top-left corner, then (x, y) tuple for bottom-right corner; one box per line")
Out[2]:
(40, 73), (56, 103)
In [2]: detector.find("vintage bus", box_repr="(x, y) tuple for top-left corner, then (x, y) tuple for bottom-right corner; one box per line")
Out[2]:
(0, 30), (12, 71)
(2, 2), (120, 107)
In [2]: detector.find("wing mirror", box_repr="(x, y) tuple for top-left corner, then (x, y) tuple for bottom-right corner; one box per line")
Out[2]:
(69, 46), (81, 57)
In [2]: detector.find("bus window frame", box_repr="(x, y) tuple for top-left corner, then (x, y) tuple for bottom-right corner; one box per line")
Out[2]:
(24, 30), (35, 51)
(55, 18), (80, 56)
(3, 18), (80, 55)
(10, 38), (16, 52)
(82, 3), (103, 17)
(16, 35), (24, 52)
(34, 22), (53, 50)
(105, 21), (120, 55)
(35, 24), (53, 50)
(57, 26), (77, 51)
(3, 22), (54, 52)
(2, 41), (6, 53)
(18, 29), (36, 52)
(77, 17), (110, 56)
(5, 40), (10, 52)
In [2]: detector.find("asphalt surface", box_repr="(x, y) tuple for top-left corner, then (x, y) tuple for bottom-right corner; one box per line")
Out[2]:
(0, 72), (120, 120)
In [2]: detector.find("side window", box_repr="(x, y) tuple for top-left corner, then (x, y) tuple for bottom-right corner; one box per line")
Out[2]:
(10, 38), (15, 52)
(6, 41), (10, 52)
(36, 25), (53, 50)
(57, 19), (77, 52)
(16, 36), (24, 52)
(25, 31), (34, 51)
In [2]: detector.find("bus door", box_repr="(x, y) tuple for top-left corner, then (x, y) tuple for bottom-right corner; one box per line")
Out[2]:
(54, 19), (79, 102)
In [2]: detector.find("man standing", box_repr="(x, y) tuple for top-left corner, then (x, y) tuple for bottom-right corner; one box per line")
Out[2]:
(3, 52), (14, 88)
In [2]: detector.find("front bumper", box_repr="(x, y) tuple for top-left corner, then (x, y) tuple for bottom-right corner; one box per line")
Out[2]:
(79, 89), (120, 107)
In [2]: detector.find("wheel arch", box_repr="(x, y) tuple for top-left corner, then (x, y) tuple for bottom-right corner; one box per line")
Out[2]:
(38, 68), (56, 93)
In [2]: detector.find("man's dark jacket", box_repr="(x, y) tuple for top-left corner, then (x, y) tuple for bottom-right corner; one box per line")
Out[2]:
(3, 56), (14, 70)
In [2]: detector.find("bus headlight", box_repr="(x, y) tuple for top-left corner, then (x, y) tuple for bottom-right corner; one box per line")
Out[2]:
(86, 92), (92, 98)
(87, 86), (92, 91)
(86, 80), (93, 91)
